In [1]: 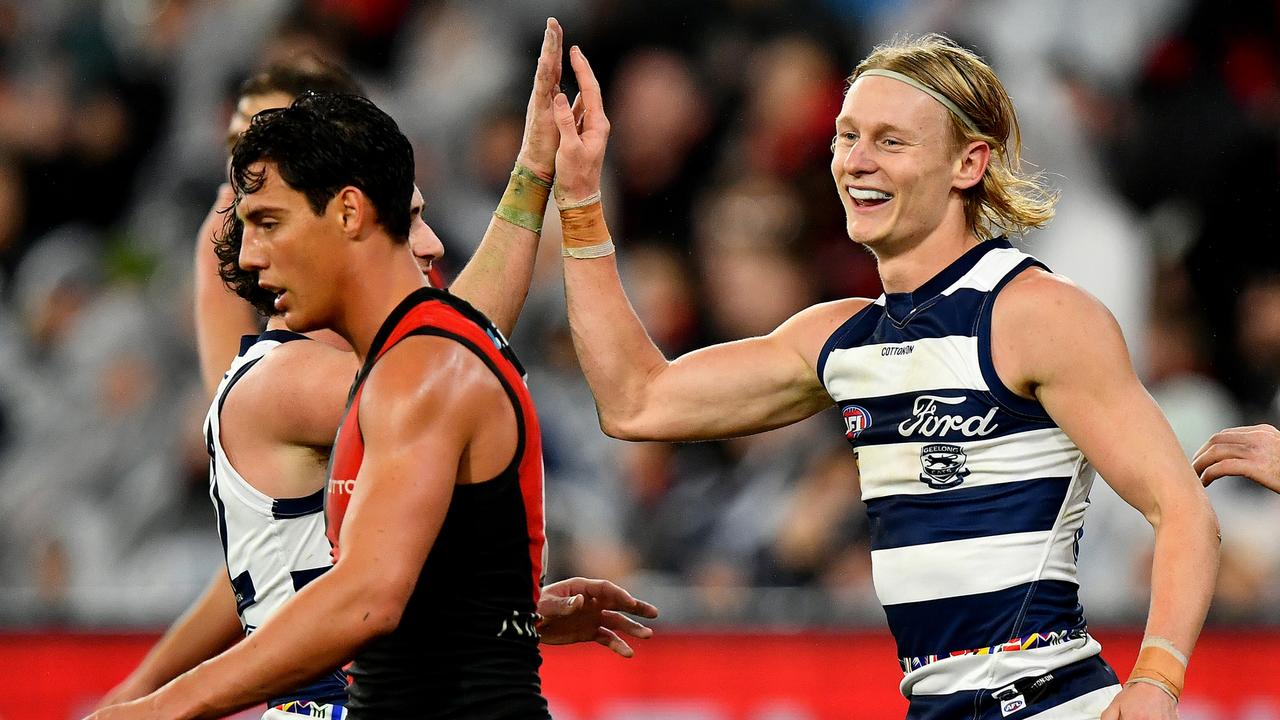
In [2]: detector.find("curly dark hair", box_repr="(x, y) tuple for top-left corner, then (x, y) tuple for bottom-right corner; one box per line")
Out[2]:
(213, 210), (278, 317)
(219, 92), (416, 316)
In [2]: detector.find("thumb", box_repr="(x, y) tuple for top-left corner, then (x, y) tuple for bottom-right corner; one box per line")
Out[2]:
(552, 93), (578, 142)
(564, 593), (585, 611)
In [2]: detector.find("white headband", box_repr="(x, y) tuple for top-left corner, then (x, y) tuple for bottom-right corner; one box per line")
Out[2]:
(858, 68), (980, 134)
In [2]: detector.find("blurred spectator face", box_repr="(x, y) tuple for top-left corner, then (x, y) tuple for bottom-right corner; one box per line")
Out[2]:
(830, 77), (960, 250)
(467, 110), (524, 190)
(1237, 275), (1280, 380)
(0, 156), (25, 257)
(621, 245), (699, 354)
(226, 91), (294, 153)
(696, 176), (811, 338)
(743, 37), (841, 177)
(612, 49), (708, 193)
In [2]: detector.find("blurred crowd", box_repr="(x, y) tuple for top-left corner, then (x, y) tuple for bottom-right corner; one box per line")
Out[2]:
(0, 0), (1277, 628)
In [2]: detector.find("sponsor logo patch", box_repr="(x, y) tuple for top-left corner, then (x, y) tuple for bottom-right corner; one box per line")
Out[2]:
(842, 405), (872, 440)
(993, 684), (1026, 717)
(919, 443), (970, 489)
(898, 394), (999, 438)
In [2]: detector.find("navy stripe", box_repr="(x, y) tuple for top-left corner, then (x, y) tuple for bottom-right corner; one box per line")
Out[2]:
(209, 462), (231, 560)
(291, 565), (331, 591)
(976, 256), (1052, 420)
(835, 391), (1056, 448)
(867, 477), (1072, 550)
(879, 288), (986, 341)
(272, 488), (326, 519)
(816, 302), (882, 386)
(884, 239), (1011, 324)
(885, 579), (1085, 658)
(217, 357), (262, 415)
(906, 654), (1117, 720)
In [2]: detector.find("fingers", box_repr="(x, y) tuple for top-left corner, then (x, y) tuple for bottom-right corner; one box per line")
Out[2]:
(571, 93), (584, 131)
(534, 19), (562, 90)
(575, 578), (660, 618)
(594, 627), (634, 658)
(552, 93), (581, 146)
(568, 46), (609, 135)
(1200, 458), (1255, 487)
(1192, 441), (1245, 475)
(537, 592), (584, 618)
(601, 609), (654, 639)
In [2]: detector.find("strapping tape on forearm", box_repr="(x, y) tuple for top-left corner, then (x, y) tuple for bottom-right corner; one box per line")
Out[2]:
(1125, 641), (1187, 703)
(559, 197), (614, 259)
(493, 163), (552, 233)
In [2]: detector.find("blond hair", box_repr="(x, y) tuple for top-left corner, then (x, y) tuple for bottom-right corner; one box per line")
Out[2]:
(850, 34), (1058, 239)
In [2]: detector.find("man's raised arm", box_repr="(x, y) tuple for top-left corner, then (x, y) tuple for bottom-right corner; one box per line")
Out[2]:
(194, 184), (258, 398)
(549, 46), (854, 442)
(447, 18), (563, 338)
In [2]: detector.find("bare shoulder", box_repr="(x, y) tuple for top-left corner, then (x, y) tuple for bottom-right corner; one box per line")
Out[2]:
(775, 297), (877, 365)
(994, 267), (1129, 389)
(228, 339), (359, 446)
(997, 267), (1120, 340)
(358, 335), (504, 437)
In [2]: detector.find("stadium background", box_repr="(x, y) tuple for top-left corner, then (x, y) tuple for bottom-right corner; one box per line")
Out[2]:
(0, 0), (1277, 717)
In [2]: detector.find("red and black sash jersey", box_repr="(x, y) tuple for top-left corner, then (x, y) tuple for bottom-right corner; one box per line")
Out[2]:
(326, 287), (548, 719)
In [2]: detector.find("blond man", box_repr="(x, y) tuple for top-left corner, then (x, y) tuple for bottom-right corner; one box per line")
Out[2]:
(549, 35), (1218, 720)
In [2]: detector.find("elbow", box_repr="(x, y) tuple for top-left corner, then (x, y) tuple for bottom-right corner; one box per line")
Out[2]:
(351, 587), (408, 641)
(598, 408), (656, 442)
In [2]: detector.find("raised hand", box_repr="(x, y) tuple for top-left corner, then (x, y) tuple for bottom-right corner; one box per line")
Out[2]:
(551, 46), (609, 206)
(516, 18), (565, 182)
(538, 577), (658, 658)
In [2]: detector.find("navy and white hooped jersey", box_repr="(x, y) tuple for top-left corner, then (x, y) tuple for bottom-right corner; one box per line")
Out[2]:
(817, 239), (1119, 718)
(203, 329), (346, 707)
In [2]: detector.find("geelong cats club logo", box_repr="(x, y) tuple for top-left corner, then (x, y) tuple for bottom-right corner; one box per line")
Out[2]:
(842, 405), (872, 439)
(919, 443), (970, 489)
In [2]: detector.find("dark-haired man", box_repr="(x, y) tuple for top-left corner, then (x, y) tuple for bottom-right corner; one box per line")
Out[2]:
(93, 22), (655, 720)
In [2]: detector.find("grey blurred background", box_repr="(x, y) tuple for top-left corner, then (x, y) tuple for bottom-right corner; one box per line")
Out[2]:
(0, 0), (1277, 630)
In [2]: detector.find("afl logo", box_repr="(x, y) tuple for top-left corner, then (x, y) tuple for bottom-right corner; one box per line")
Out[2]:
(842, 405), (872, 439)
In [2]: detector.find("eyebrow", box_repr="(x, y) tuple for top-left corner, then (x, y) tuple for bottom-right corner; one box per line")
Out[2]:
(238, 205), (287, 223)
(834, 116), (917, 137)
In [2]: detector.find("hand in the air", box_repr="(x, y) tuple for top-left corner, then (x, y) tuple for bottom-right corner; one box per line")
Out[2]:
(550, 45), (609, 206)
(515, 18), (565, 182)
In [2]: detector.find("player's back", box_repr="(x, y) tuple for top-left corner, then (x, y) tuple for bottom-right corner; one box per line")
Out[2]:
(204, 329), (348, 710)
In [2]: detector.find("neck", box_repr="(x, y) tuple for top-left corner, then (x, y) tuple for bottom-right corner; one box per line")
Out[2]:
(871, 213), (980, 294)
(331, 242), (428, 362)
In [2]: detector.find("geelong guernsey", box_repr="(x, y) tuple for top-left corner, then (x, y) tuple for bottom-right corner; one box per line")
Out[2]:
(817, 240), (1119, 719)
(204, 329), (347, 708)
(326, 287), (549, 719)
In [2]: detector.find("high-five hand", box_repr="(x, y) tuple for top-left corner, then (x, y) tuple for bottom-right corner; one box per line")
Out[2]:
(551, 46), (609, 206)
(517, 18), (565, 182)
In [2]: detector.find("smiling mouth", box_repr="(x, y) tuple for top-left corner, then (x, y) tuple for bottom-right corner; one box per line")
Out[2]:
(848, 187), (893, 208)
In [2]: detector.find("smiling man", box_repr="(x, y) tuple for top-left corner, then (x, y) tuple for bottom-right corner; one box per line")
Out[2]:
(549, 35), (1219, 719)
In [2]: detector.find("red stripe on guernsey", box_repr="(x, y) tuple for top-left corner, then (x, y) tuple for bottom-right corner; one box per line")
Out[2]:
(325, 293), (546, 603)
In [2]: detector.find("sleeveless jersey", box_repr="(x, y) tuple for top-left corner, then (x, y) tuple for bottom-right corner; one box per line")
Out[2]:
(204, 329), (347, 708)
(326, 287), (549, 719)
(817, 240), (1119, 719)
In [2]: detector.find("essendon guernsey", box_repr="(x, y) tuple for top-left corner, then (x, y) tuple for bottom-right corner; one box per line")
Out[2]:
(326, 287), (549, 719)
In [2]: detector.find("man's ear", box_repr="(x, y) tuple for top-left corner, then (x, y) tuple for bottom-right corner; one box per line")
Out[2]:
(954, 140), (990, 191)
(336, 186), (365, 237)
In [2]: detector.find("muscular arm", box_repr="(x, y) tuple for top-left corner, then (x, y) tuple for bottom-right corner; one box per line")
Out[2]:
(97, 571), (243, 708)
(995, 271), (1218, 701)
(194, 184), (259, 398)
(552, 46), (846, 442)
(447, 19), (563, 337)
(565, 261), (851, 440)
(123, 339), (485, 719)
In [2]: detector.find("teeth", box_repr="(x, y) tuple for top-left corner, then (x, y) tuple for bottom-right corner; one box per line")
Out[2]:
(848, 187), (892, 201)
